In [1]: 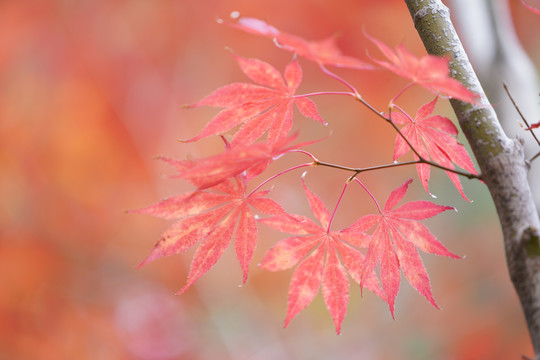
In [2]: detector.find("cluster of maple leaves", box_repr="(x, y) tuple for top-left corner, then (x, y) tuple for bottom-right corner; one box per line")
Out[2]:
(132, 15), (481, 333)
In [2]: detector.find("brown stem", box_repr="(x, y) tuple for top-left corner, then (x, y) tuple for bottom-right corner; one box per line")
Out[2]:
(531, 151), (540, 164)
(312, 157), (479, 180)
(504, 83), (540, 147)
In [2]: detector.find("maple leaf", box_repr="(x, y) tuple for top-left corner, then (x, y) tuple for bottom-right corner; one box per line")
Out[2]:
(164, 134), (316, 190)
(185, 53), (325, 146)
(344, 179), (459, 316)
(224, 16), (373, 69)
(526, 121), (540, 130)
(366, 34), (478, 103)
(259, 180), (383, 334)
(392, 97), (478, 200)
(132, 173), (288, 293)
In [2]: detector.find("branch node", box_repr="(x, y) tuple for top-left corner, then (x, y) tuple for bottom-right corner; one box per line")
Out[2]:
(521, 226), (540, 258)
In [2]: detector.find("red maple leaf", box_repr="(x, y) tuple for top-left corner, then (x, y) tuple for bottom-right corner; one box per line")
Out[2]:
(259, 179), (383, 333)
(344, 179), (459, 316)
(224, 16), (373, 69)
(526, 121), (540, 130)
(392, 97), (478, 200)
(186, 53), (325, 146)
(132, 173), (288, 293)
(163, 134), (317, 190)
(366, 34), (478, 103)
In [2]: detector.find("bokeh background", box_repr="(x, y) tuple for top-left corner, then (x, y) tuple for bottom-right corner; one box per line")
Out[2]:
(2, 0), (539, 359)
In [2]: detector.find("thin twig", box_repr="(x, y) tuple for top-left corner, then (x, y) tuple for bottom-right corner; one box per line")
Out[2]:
(353, 93), (386, 118)
(530, 150), (540, 164)
(352, 94), (427, 161)
(503, 83), (540, 147)
(315, 157), (479, 179)
(316, 159), (417, 173)
(386, 104), (426, 161)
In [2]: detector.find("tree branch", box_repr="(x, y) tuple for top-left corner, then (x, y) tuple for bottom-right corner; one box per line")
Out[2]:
(404, 0), (540, 355)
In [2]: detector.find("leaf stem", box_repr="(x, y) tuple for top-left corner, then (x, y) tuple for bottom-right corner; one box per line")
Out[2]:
(287, 149), (319, 161)
(390, 82), (414, 104)
(295, 91), (356, 98)
(318, 63), (360, 95)
(353, 178), (382, 214)
(248, 162), (314, 197)
(327, 181), (351, 234)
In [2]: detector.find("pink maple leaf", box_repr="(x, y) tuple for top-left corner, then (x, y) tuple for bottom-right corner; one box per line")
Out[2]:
(224, 16), (373, 69)
(259, 180), (383, 334)
(344, 179), (459, 316)
(186, 53), (325, 146)
(162, 134), (317, 190)
(392, 97), (478, 200)
(366, 34), (479, 103)
(131, 173), (288, 293)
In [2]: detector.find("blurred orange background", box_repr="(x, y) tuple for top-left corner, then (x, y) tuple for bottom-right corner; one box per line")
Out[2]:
(1, 1), (539, 359)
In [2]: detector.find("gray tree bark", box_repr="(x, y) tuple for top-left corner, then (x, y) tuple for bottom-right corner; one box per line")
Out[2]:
(404, 0), (540, 357)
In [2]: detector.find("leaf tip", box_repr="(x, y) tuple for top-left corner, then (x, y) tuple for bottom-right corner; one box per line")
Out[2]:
(136, 258), (150, 269)
(177, 134), (201, 143)
(389, 308), (396, 320)
(176, 285), (190, 296)
(283, 318), (291, 329)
